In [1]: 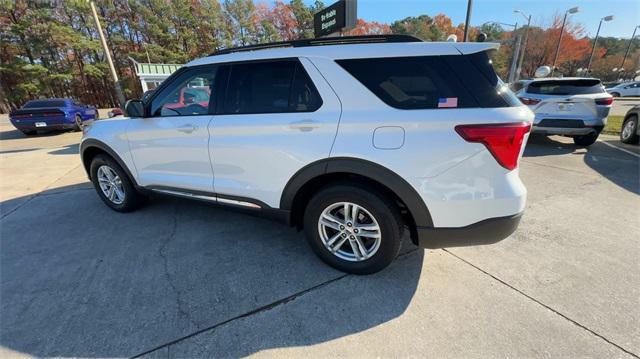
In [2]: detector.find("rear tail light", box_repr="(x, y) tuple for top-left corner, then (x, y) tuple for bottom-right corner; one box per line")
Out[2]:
(455, 122), (531, 171)
(518, 97), (541, 106)
(595, 97), (613, 106)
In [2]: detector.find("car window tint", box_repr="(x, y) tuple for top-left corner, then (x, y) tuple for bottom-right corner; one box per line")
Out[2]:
(289, 63), (322, 112)
(224, 61), (296, 114)
(527, 79), (604, 95)
(336, 53), (517, 109)
(150, 66), (217, 117)
(23, 100), (66, 108)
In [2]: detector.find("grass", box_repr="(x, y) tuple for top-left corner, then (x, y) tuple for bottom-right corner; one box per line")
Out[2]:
(603, 115), (624, 135)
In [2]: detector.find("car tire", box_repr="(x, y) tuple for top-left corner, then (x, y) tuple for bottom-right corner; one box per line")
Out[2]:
(573, 132), (599, 146)
(74, 115), (83, 131)
(620, 116), (639, 144)
(21, 130), (36, 136)
(303, 183), (403, 274)
(90, 154), (145, 212)
(610, 92), (620, 98)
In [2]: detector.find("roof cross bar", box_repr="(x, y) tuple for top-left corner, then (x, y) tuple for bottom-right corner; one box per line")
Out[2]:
(210, 35), (422, 56)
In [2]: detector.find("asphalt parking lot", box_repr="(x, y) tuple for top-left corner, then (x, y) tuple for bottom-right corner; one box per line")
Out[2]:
(0, 119), (638, 358)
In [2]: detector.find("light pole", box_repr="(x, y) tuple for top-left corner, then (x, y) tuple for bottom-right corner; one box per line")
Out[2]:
(551, 6), (579, 76)
(587, 15), (614, 73)
(514, 10), (532, 80)
(88, 0), (125, 107)
(463, 0), (473, 41)
(620, 25), (640, 77)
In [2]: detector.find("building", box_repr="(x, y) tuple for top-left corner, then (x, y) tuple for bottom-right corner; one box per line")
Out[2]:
(131, 59), (182, 92)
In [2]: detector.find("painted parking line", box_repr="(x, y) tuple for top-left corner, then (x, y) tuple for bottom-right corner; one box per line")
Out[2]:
(598, 140), (640, 159)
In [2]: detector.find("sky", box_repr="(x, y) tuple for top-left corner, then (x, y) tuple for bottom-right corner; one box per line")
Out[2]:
(296, 0), (640, 38)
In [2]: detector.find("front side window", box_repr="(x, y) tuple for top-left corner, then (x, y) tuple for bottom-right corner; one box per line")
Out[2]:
(223, 60), (322, 114)
(150, 66), (217, 117)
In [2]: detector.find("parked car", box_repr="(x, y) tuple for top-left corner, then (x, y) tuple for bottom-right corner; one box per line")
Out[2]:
(9, 98), (97, 135)
(620, 105), (639, 144)
(515, 78), (612, 146)
(606, 82), (640, 97)
(80, 35), (532, 274)
(107, 108), (123, 118)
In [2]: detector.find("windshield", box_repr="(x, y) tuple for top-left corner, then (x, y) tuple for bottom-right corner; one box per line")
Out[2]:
(527, 80), (604, 95)
(23, 100), (66, 108)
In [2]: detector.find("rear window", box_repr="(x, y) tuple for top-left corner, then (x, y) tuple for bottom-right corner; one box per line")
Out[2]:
(527, 79), (604, 95)
(23, 100), (66, 108)
(336, 51), (519, 110)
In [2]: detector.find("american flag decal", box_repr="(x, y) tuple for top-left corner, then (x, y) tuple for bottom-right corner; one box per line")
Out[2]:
(438, 97), (458, 108)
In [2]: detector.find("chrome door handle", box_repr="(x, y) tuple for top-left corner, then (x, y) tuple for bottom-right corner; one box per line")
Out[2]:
(177, 124), (197, 133)
(289, 119), (320, 132)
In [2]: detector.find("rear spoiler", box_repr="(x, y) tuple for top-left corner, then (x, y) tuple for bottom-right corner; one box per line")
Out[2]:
(454, 42), (500, 55)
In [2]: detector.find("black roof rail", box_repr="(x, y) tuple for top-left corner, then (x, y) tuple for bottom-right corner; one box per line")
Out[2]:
(210, 35), (422, 56)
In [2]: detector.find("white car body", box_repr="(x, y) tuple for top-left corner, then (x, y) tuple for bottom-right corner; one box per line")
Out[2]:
(606, 82), (640, 97)
(81, 36), (533, 269)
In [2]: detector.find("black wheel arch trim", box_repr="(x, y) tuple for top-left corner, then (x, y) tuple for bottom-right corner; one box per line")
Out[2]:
(80, 139), (140, 188)
(280, 157), (434, 228)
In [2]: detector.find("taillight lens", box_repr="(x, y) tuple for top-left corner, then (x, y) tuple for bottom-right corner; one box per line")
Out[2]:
(518, 97), (541, 106)
(455, 122), (531, 171)
(595, 97), (613, 106)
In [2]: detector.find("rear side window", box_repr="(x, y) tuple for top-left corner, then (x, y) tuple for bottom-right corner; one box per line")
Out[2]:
(223, 60), (322, 114)
(23, 100), (66, 108)
(527, 79), (605, 95)
(336, 51), (518, 109)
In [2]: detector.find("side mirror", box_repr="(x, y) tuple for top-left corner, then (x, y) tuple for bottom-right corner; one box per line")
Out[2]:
(124, 99), (144, 117)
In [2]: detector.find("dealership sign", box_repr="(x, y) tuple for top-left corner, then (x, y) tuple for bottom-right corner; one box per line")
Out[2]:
(314, 0), (357, 37)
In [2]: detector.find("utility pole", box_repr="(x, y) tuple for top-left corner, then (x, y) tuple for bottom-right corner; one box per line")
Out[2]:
(514, 10), (531, 80)
(551, 6), (579, 77)
(463, 0), (473, 41)
(620, 25), (640, 76)
(508, 32), (522, 83)
(89, 0), (125, 107)
(587, 15), (614, 73)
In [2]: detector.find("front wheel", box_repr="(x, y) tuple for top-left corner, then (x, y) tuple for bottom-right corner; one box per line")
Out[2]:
(303, 184), (403, 274)
(573, 132), (599, 146)
(620, 116), (639, 144)
(610, 92), (620, 98)
(90, 154), (145, 212)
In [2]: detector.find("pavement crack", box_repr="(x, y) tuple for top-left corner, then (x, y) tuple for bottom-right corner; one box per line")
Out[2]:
(132, 247), (421, 359)
(158, 205), (199, 329)
(443, 249), (639, 359)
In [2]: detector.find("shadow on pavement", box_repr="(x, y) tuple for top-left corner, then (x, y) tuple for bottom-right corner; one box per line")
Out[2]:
(0, 185), (423, 357)
(525, 135), (639, 195)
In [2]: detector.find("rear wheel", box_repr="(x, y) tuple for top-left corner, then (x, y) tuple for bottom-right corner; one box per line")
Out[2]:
(573, 132), (599, 146)
(620, 116), (639, 144)
(74, 115), (83, 131)
(90, 154), (145, 212)
(610, 92), (620, 97)
(303, 184), (403, 274)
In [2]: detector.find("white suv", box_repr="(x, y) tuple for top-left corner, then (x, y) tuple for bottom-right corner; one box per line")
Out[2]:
(80, 35), (533, 274)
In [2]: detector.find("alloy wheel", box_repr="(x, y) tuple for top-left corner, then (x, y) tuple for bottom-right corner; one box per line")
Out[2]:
(317, 201), (381, 262)
(622, 119), (635, 140)
(97, 165), (125, 204)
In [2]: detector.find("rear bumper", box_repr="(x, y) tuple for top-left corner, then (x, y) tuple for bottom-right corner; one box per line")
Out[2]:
(10, 119), (74, 131)
(415, 212), (522, 249)
(532, 125), (603, 136)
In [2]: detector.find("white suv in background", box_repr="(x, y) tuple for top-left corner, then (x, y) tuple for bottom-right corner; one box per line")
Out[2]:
(516, 78), (612, 146)
(80, 35), (533, 274)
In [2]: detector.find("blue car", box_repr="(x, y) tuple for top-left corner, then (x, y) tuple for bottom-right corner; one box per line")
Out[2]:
(9, 98), (98, 135)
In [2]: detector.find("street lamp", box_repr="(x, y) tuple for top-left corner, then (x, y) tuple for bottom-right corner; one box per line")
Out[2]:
(551, 6), (580, 76)
(586, 15), (614, 73)
(514, 10), (532, 80)
(620, 25), (640, 76)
